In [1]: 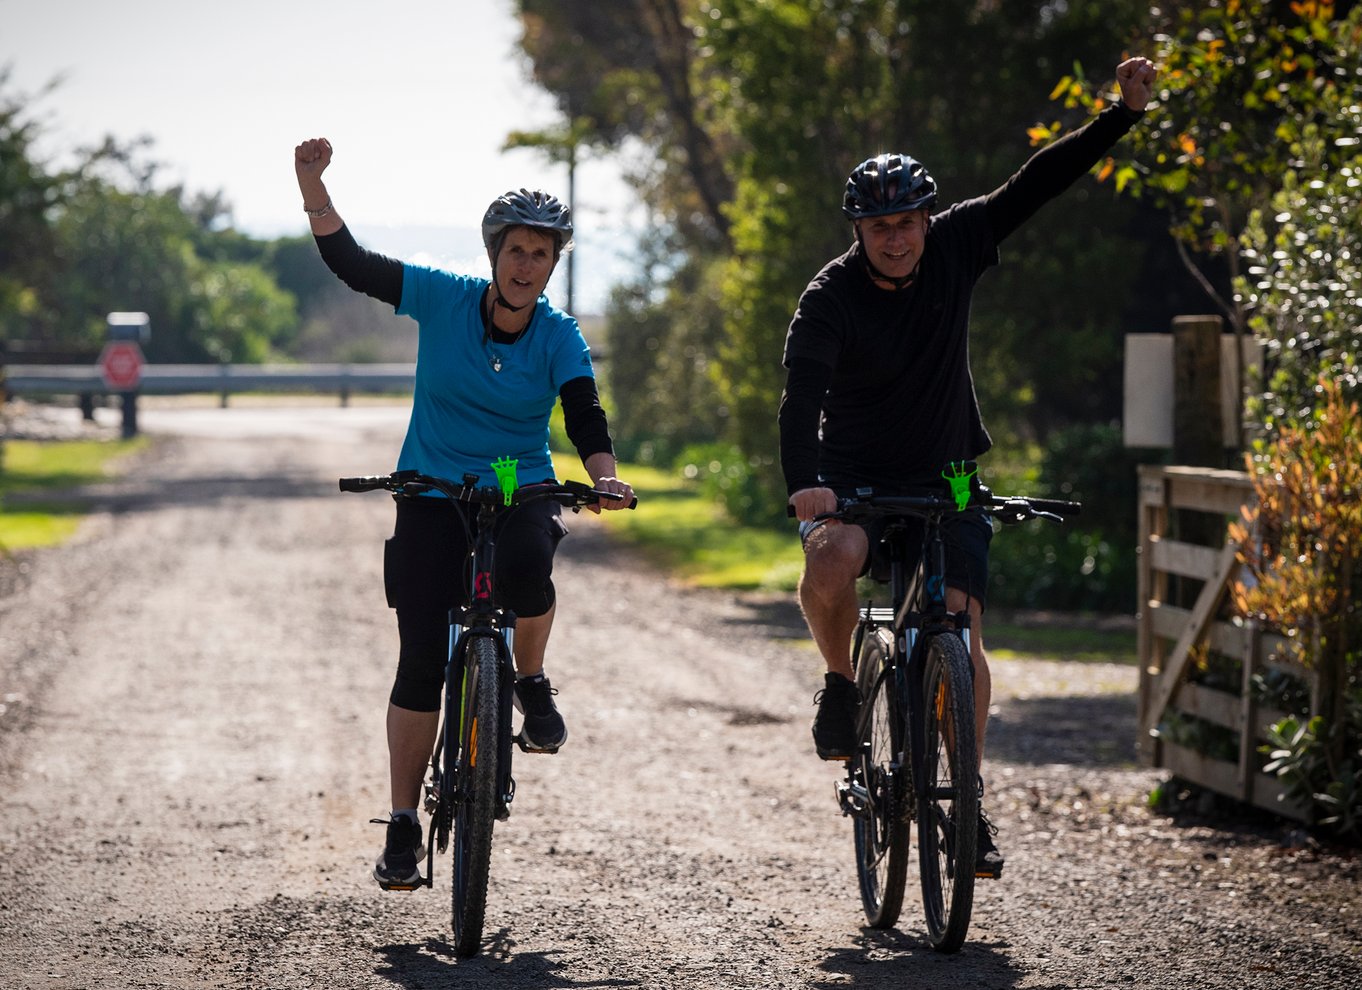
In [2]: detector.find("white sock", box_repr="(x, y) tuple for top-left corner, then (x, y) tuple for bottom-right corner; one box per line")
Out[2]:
(392, 809), (418, 825)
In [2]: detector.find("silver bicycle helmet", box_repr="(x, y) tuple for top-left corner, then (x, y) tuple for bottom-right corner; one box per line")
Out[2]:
(481, 188), (574, 258)
(842, 153), (937, 220)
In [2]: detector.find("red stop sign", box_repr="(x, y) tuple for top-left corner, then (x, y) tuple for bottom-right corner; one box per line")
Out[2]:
(99, 341), (144, 390)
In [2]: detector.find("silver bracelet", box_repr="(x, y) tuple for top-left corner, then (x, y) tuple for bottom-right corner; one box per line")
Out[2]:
(304, 198), (333, 219)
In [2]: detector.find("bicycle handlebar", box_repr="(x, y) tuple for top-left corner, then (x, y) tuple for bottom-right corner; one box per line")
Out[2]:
(788, 488), (1080, 525)
(339, 470), (638, 510)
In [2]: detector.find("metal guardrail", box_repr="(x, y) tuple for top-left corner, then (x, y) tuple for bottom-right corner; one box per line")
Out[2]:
(2, 363), (417, 400)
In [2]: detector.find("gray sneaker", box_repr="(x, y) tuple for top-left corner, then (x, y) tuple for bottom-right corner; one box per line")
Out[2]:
(514, 675), (568, 752)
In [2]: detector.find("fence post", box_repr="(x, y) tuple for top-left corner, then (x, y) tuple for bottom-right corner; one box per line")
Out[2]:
(1172, 315), (1224, 467)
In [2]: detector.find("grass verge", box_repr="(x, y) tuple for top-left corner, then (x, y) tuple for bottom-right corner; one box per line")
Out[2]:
(0, 438), (147, 551)
(567, 461), (805, 591)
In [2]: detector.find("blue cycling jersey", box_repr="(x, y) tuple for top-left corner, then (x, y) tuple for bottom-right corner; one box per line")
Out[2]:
(395, 263), (595, 487)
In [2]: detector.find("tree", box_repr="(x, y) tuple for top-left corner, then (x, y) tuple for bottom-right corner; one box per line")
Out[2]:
(515, 2), (1157, 522)
(1041, 1), (1361, 333)
(1236, 69), (1362, 435)
(0, 70), (70, 346)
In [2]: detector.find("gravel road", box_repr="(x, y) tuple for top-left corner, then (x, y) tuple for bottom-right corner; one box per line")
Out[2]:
(0, 400), (1358, 989)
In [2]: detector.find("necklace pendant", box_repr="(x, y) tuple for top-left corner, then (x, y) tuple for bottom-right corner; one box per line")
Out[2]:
(490, 353), (503, 373)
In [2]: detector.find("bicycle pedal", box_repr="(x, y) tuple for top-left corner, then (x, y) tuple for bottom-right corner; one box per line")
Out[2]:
(513, 732), (560, 754)
(835, 779), (870, 817)
(376, 877), (427, 893)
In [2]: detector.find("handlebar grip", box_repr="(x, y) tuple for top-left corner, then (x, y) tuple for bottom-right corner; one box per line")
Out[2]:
(339, 476), (391, 493)
(1027, 498), (1082, 517)
(592, 491), (639, 509)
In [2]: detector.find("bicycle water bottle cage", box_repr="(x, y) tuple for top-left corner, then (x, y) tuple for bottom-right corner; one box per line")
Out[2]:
(941, 461), (978, 511)
(491, 456), (519, 506)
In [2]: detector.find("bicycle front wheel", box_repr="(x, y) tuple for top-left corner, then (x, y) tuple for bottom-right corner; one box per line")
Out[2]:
(852, 626), (910, 928)
(451, 635), (501, 958)
(916, 632), (978, 953)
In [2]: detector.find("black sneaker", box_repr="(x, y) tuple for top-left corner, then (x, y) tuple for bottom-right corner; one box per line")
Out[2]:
(811, 672), (860, 761)
(975, 808), (1004, 879)
(372, 814), (424, 890)
(515, 675), (567, 751)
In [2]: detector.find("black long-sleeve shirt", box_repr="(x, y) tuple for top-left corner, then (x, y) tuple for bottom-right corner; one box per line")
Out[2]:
(779, 103), (1142, 495)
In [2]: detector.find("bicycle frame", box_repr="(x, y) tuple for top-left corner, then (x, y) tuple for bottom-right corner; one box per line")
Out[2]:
(830, 482), (1079, 948)
(850, 509), (974, 814)
(421, 495), (525, 887)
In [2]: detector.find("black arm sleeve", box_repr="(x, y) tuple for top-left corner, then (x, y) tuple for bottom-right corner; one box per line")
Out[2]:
(314, 224), (405, 308)
(560, 375), (614, 465)
(778, 356), (833, 496)
(985, 103), (1143, 244)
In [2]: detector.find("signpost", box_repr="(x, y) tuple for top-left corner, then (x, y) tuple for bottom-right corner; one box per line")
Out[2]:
(102, 312), (150, 438)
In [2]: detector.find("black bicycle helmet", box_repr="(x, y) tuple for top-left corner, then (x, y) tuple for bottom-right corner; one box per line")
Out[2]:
(482, 188), (574, 257)
(842, 153), (937, 220)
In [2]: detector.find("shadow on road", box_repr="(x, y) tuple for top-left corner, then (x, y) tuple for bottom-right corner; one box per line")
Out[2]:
(986, 693), (1140, 768)
(375, 932), (643, 988)
(5, 471), (336, 516)
(812, 927), (1022, 989)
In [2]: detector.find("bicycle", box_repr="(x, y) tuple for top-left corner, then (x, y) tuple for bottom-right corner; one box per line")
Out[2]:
(809, 468), (1078, 952)
(339, 467), (632, 957)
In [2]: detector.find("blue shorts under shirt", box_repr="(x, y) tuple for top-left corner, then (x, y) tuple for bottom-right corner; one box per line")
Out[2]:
(395, 263), (596, 487)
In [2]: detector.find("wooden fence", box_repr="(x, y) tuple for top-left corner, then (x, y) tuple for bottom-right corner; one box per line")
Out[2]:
(1136, 464), (1317, 822)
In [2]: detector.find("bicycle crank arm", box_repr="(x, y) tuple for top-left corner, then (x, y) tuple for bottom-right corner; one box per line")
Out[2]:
(836, 778), (872, 817)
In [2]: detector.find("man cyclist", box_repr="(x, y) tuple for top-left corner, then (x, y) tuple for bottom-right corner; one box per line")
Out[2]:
(780, 57), (1157, 879)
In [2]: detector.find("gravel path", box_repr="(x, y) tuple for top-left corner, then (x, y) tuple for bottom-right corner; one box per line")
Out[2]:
(0, 400), (1358, 989)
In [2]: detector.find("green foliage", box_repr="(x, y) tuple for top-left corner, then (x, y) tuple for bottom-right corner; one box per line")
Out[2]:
(1263, 713), (1362, 841)
(0, 71), (67, 342)
(1236, 117), (1362, 436)
(603, 251), (728, 466)
(0, 75), (300, 365)
(675, 441), (784, 527)
(1046, 1), (1362, 328)
(987, 425), (1161, 612)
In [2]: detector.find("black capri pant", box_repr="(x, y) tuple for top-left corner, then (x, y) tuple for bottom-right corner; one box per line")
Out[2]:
(383, 494), (569, 712)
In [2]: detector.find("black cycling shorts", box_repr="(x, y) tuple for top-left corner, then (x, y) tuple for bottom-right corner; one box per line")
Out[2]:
(801, 508), (992, 608)
(382, 494), (569, 711)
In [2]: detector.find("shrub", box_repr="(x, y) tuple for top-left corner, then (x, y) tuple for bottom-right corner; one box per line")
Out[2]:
(1230, 376), (1362, 841)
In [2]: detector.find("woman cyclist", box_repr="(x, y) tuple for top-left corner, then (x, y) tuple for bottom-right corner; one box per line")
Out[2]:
(294, 136), (634, 890)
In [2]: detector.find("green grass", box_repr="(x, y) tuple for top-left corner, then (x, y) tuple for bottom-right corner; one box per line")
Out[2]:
(986, 618), (1137, 665)
(566, 461), (805, 590)
(0, 438), (147, 551)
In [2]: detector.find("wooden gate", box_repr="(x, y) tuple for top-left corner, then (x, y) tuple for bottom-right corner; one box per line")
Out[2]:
(1136, 465), (1316, 822)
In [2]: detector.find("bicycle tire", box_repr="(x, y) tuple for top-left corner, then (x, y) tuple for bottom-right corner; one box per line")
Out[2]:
(916, 632), (978, 953)
(451, 635), (501, 958)
(852, 626), (910, 928)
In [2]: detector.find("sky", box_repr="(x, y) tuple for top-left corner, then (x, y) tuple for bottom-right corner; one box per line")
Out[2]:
(1, 0), (639, 313)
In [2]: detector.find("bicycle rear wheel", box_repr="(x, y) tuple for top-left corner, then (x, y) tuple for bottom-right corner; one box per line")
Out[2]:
(451, 635), (501, 958)
(852, 626), (910, 928)
(916, 632), (978, 953)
